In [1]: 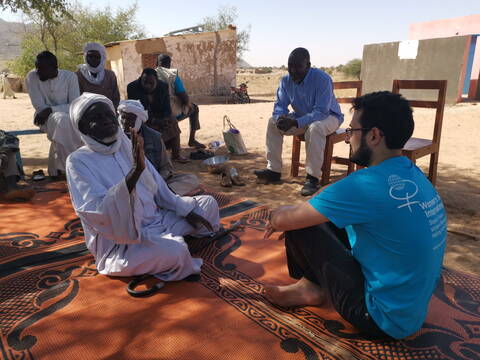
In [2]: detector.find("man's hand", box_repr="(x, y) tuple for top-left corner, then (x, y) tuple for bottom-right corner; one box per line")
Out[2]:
(34, 107), (52, 126)
(131, 128), (145, 174)
(186, 211), (214, 232)
(126, 128), (145, 193)
(276, 116), (298, 132)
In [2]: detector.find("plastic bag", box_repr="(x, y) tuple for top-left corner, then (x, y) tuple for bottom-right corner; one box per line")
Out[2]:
(222, 115), (248, 155)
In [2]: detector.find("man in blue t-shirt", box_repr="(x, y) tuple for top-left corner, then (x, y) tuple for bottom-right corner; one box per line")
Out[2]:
(264, 91), (447, 339)
(156, 54), (205, 149)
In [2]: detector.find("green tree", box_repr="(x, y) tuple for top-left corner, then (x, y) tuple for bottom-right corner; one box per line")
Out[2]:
(342, 58), (362, 79)
(9, 2), (145, 76)
(202, 5), (251, 60)
(0, 0), (69, 19)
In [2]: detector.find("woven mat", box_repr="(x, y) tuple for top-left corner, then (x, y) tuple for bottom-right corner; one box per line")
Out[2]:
(1, 182), (479, 360)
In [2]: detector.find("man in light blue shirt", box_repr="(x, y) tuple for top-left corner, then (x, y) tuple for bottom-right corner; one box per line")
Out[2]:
(263, 92), (446, 339)
(254, 47), (343, 196)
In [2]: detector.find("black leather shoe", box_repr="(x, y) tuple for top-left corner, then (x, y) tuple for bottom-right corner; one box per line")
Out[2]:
(253, 169), (281, 183)
(300, 174), (320, 196)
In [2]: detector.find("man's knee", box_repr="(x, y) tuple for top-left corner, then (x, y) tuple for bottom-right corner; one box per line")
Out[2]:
(191, 103), (199, 115)
(267, 116), (280, 135)
(49, 112), (70, 126)
(308, 120), (331, 136)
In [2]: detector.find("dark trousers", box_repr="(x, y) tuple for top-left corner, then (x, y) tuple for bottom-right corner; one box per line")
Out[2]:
(177, 103), (200, 132)
(285, 223), (389, 337)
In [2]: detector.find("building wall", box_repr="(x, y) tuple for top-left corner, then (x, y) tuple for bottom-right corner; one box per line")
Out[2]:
(120, 41), (143, 97)
(105, 29), (236, 99)
(105, 44), (125, 97)
(361, 36), (471, 104)
(409, 15), (480, 99)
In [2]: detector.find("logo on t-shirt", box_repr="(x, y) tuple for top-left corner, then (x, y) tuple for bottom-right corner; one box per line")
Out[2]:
(388, 175), (420, 212)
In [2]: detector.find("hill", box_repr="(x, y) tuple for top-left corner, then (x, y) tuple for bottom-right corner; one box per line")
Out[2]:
(0, 18), (27, 70)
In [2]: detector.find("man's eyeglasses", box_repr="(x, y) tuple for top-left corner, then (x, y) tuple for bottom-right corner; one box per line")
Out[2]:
(345, 127), (371, 136)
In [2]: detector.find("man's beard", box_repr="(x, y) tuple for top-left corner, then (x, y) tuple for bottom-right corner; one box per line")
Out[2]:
(350, 136), (372, 167)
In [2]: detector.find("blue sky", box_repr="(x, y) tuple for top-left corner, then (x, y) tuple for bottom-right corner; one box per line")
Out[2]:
(1, 0), (479, 66)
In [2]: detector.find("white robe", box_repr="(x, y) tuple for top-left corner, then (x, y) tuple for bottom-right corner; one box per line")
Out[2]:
(26, 70), (83, 176)
(66, 145), (220, 280)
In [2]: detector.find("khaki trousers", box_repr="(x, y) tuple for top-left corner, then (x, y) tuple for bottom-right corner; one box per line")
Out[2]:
(265, 115), (340, 179)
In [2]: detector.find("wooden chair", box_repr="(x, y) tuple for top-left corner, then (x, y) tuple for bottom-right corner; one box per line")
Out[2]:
(290, 80), (362, 185)
(392, 80), (447, 186)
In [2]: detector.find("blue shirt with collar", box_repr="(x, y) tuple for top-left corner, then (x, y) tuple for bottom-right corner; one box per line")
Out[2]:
(273, 68), (343, 127)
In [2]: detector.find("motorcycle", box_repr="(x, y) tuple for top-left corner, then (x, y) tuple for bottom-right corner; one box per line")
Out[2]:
(230, 81), (250, 104)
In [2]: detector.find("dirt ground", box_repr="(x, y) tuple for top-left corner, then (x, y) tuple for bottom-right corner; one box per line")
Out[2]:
(1, 73), (479, 276)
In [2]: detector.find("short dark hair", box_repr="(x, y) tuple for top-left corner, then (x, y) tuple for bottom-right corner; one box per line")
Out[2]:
(157, 54), (171, 67)
(352, 91), (414, 149)
(141, 67), (157, 78)
(35, 51), (57, 67)
(289, 47), (310, 62)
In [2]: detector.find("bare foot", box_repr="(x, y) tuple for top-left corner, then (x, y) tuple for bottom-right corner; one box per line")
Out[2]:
(264, 277), (325, 307)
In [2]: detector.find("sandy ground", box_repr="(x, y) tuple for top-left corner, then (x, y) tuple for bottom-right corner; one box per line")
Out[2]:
(1, 82), (479, 276)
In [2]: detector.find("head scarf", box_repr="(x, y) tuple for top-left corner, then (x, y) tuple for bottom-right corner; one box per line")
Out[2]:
(70, 92), (122, 155)
(117, 100), (148, 132)
(79, 42), (107, 85)
(70, 93), (160, 212)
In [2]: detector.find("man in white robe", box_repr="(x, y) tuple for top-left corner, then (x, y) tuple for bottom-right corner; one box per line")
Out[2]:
(27, 51), (83, 177)
(66, 93), (220, 281)
(1, 73), (16, 99)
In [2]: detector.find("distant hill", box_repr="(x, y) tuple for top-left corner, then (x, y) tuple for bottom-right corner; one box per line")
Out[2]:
(237, 58), (252, 68)
(0, 18), (28, 69)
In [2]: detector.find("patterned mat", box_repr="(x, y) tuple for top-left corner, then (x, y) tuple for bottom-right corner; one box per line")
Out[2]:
(1, 182), (479, 360)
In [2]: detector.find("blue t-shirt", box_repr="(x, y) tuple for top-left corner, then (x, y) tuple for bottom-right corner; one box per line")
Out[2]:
(174, 75), (186, 93)
(309, 156), (446, 339)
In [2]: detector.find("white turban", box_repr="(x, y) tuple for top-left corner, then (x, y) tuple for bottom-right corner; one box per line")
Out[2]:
(79, 42), (107, 85)
(117, 100), (148, 132)
(70, 92), (121, 154)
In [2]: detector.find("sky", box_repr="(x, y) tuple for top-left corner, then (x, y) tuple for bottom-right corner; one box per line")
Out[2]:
(1, 0), (480, 67)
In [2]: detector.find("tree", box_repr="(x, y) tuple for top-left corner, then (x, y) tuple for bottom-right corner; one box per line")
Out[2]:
(0, 0), (69, 18)
(202, 5), (251, 60)
(9, 2), (146, 76)
(343, 58), (362, 79)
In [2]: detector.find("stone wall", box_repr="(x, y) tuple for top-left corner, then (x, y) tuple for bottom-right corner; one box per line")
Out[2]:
(106, 29), (236, 99)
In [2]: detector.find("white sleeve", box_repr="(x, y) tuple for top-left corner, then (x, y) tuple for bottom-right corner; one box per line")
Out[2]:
(26, 71), (49, 114)
(66, 155), (141, 244)
(51, 72), (80, 113)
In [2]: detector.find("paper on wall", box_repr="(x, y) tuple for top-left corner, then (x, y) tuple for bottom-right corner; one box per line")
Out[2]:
(398, 40), (419, 59)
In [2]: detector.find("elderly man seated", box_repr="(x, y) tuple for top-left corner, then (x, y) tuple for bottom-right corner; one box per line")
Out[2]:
(66, 93), (220, 281)
(27, 51), (83, 177)
(117, 99), (199, 195)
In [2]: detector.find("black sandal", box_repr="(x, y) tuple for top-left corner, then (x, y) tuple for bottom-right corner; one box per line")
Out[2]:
(127, 274), (165, 297)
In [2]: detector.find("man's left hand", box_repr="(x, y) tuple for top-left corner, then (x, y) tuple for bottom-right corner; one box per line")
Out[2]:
(276, 116), (298, 132)
(186, 211), (214, 232)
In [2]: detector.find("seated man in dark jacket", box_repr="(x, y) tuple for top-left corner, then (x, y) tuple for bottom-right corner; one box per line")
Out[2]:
(117, 100), (198, 195)
(127, 68), (188, 163)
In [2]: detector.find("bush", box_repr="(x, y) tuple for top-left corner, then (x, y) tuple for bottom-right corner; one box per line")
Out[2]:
(343, 58), (362, 79)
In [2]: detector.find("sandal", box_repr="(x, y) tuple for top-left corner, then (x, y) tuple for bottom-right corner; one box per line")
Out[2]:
(190, 149), (214, 160)
(32, 170), (46, 181)
(188, 140), (206, 149)
(230, 167), (245, 186)
(220, 168), (233, 187)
